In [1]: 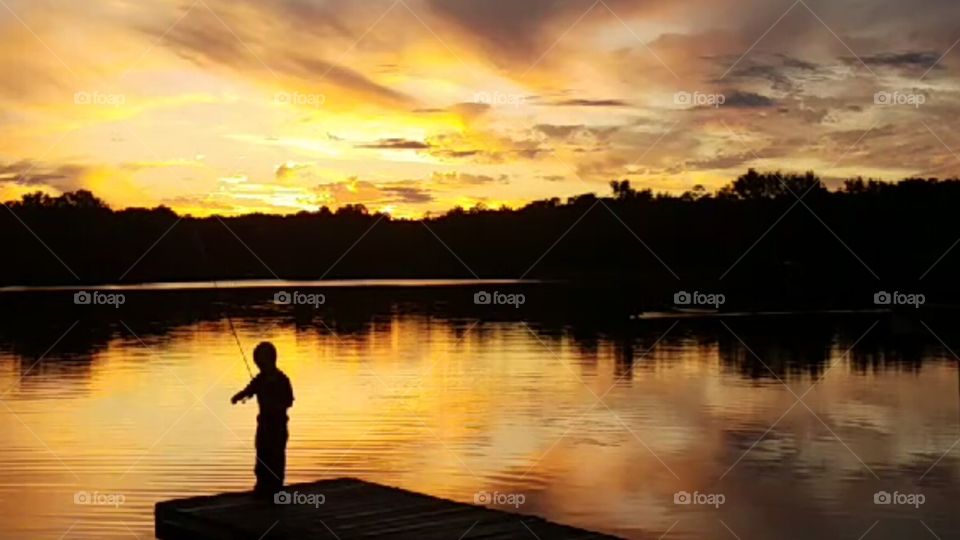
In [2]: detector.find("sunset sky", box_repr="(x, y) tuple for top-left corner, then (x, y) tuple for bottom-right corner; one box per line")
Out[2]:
(0, 0), (958, 217)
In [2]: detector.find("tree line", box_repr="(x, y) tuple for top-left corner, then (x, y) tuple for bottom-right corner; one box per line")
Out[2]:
(1, 169), (958, 308)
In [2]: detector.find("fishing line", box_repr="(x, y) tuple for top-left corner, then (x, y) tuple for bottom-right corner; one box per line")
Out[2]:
(213, 279), (255, 380)
(196, 232), (254, 380)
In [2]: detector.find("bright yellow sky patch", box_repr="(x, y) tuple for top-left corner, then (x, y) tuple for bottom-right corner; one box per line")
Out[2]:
(0, 0), (957, 216)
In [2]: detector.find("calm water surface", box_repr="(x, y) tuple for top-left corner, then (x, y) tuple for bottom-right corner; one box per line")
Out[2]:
(0, 285), (958, 539)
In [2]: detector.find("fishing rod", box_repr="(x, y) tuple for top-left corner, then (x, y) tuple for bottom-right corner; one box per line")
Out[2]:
(214, 279), (255, 380)
(195, 231), (254, 380)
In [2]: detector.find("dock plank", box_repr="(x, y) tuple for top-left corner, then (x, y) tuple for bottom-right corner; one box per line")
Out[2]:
(155, 478), (624, 539)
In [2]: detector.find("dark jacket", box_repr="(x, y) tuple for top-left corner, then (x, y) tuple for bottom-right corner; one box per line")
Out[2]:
(236, 369), (294, 421)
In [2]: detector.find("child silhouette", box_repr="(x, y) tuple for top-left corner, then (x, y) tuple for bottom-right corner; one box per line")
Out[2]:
(231, 341), (294, 497)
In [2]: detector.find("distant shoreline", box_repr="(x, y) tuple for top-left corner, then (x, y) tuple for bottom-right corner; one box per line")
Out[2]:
(0, 278), (544, 293)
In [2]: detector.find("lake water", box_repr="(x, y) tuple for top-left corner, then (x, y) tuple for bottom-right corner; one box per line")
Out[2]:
(0, 283), (958, 539)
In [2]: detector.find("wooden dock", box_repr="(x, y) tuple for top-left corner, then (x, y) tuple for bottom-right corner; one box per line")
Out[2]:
(155, 477), (624, 539)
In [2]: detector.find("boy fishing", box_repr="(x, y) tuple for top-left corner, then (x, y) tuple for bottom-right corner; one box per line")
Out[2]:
(231, 341), (294, 497)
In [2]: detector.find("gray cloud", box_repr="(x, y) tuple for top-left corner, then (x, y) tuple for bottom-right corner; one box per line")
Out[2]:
(534, 124), (584, 138)
(381, 186), (434, 204)
(855, 51), (941, 70)
(553, 99), (630, 107)
(138, 2), (415, 107)
(357, 138), (431, 150)
(723, 91), (777, 108)
(424, 0), (559, 59)
(0, 161), (87, 191)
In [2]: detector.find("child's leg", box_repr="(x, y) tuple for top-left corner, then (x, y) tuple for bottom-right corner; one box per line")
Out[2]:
(274, 424), (288, 488)
(254, 423), (266, 495)
(254, 422), (287, 495)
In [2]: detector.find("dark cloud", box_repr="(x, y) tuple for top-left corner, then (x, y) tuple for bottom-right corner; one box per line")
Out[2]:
(517, 147), (551, 159)
(0, 160), (49, 184)
(723, 91), (777, 108)
(423, 0), (659, 65)
(720, 55), (826, 92)
(424, 0), (562, 59)
(357, 138), (430, 150)
(855, 51), (941, 70)
(534, 124), (584, 138)
(725, 64), (792, 90)
(553, 99), (630, 107)
(425, 131), (549, 163)
(0, 161), (87, 190)
(777, 55), (819, 71)
(435, 149), (480, 159)
(314, 178), (438, 208)
(140, 5), (415, 107)
(679, 152), (760, 172)
(381, 186), (434, 204)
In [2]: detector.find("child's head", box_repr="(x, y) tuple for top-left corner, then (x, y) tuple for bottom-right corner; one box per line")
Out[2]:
(253, 341), (278, 371)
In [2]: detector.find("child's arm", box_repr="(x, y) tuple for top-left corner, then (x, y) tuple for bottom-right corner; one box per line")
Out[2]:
(230, 377), (258, 404)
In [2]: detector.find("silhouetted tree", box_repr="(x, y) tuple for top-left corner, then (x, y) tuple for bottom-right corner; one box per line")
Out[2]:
(718, 169), (824, 200)
(2, 171), (960, 311)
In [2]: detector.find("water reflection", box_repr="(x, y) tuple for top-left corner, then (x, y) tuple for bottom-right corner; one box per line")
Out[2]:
(0, 286), (958, 539)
